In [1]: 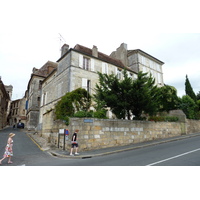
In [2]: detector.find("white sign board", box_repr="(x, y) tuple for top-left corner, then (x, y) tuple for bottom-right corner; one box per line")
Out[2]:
(59, 129), (65, 134)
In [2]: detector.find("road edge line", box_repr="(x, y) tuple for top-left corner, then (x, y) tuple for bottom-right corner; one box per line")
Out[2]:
(26, 133), (44, 151)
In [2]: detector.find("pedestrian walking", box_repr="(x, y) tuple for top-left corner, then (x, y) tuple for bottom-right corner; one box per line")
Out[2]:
(70, 129), (79, 156)
(0, 133), (15, 164)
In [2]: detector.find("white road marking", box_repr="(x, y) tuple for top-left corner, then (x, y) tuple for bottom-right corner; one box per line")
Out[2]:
(147, 148), (200, 166)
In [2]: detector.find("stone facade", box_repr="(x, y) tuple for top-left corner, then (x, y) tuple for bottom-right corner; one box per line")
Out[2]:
(26, 61), (57, 130)
(9, 97), (26, 127)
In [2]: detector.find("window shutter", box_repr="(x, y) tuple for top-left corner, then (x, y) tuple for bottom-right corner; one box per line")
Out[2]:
(79, 54), (83, 68)
(105, 63), (108, 74)
(41, 93), (44, 106)
(115, 67), (118, 75)
(102, 62), (108, 74)
(102, 62), (105, 74)
(82, 78), (87, 90)
(91, 59), (94, 71)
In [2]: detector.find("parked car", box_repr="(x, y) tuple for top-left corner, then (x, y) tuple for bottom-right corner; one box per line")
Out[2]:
(17, 122), (24, 129)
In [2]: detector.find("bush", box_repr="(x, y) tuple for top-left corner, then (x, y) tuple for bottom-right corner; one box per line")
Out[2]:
(132, 116), (146, 121)
(74, 111), (87, 117)
(94, 110), (107, 119)
(164, 116), (179, 122)
(148, 116), (165, 122)
(73, 109), (107, 119)
(148, 116), (179, 122)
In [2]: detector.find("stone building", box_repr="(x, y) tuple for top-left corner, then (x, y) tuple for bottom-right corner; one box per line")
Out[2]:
(9, 97), (26, 127)
(36, 43), (165, 138)
(38, 43), (138, 134)
(0, 77), (11, 129)
(110, 43), (164, 86)
(26, 61), (57, 130)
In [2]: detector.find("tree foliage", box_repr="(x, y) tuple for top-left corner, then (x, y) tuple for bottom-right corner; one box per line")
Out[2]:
(179, 95), (198, 119)
(156, 85), (180, 112)
(55, 88), (91, 125)
(94, 70), (134, 119)
(94, 70), (182, 120)
(130, 71), (158, 118)
(94, 70), (162, 119)
(196, 91), (200, 100)
(185, 75), (196, 102)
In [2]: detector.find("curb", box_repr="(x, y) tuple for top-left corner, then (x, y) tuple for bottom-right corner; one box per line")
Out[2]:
(49, 151), (93, 159)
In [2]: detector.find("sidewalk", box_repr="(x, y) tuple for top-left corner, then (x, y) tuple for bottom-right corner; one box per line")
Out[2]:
(27, 131), (200, 159)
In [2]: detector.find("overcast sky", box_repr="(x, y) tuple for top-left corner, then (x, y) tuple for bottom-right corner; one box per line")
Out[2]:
(1, 0), (200, 100)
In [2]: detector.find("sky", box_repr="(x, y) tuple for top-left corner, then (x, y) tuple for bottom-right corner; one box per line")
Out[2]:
(1, 0), (200, 100)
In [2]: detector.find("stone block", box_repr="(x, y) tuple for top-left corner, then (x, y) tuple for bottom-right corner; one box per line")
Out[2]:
(94, 126), (102, 130)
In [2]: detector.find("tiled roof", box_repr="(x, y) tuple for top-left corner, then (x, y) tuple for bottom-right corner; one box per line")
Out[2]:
(74, 44), (132, 71)
(33, 61), (57, 77)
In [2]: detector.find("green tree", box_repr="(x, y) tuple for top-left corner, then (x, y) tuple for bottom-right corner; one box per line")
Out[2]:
(94, 70), (134, 119)
(196, 91), (200, 100)
(157, 85), (180, 112)
(94, 70), (159, 119)
(55, 88), (91, 125)
(179, 95), (198, 119)
(185, 75), (196, 102)
(130, 71), (158, 118)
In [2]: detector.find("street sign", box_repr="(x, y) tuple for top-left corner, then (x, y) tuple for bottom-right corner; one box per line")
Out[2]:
(58, 129), (70, 150)
(59, 129), (65, 134)
(84, 119), (93, 123)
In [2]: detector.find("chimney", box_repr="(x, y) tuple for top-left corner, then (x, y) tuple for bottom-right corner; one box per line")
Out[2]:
(61, 44), (69, 57)
(92, 45), (98, 57)
(32, 67), (38, 73)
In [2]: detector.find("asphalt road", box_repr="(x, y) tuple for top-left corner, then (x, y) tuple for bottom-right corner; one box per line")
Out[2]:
(1, 127), (200, 166)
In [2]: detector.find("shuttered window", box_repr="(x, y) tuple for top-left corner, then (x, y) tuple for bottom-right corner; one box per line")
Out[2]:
(79, 55), (95, 71)
(83, 57), (90, 70)
(102, 62), (108, 74)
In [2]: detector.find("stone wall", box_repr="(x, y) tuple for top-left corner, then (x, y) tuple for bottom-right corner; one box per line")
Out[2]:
(40, 118), (197, 152)
(186, 119), (200, 134)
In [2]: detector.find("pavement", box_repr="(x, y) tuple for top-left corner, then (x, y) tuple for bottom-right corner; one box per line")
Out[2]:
(26, 131), (200, 159)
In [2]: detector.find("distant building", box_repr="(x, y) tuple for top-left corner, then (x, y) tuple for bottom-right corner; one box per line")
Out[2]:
(0, 78), (11, 129)
(25, 61), (57, 130)
(110, 43), (164, 86)
(9, 97), (26, 127)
